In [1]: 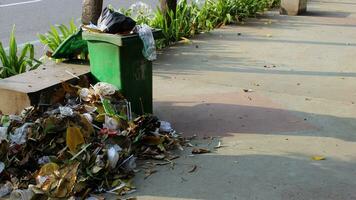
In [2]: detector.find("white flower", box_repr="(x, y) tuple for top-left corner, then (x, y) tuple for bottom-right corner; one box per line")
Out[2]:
(129, 1), (154, 19)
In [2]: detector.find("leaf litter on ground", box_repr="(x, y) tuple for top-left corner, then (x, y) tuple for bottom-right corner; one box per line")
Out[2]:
(0, 78), (184, 199)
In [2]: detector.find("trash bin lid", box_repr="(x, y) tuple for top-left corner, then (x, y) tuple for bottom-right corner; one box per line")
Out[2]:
(82, 30), (163, 47)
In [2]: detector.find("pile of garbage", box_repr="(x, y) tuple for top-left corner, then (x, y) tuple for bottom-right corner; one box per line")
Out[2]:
(0, 81), (182, 199)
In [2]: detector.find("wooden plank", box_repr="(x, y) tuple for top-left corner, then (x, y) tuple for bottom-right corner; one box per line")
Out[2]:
(0, 62), (90, 93)
(0, 89), (30, 115)
(0, 62), (90, 114)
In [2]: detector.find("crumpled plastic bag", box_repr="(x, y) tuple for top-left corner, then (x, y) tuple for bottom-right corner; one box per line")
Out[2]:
(59, 107), (74, 117)
(93, 82), (117, 97)
(107, 145), (122, 169)
(120, 155), (137, 171)
(9, 123), (33, 145)
(159, 121), (173, 133)
(103, 116), (119, 130)
(0, 162), (4, 174)
(79, 88), (92, 102)
(10, 187), (34, 200)
(0, 182), (13, 198)
(134, 24), (157, 61)
(97, 7), (136, 34)
(0, 127), (8, 143)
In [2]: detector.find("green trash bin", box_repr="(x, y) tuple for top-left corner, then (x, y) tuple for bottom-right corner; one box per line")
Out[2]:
(82, 30), (162, 115)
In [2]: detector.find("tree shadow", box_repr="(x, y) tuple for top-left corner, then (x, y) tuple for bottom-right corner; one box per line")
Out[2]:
(154, 101), (356, 142)
(313, 0), (356, 6)
(128, 153), (356, 200)
(301, 10), (351, 18)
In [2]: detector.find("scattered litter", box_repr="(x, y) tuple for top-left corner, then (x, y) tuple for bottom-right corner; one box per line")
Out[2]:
(79, 88), (92, 101)
(121, 155), (137, 171)
(186, 143), (194, 147)
(59, 106), (74, 117)
(305, 98), (312, 101)
(144, 169), (158, 179)
(237, 32), (242, 36)
(192, 148), (211, 154)
(0, 81), (183, 198)
(181, 177), (188, 182)
(0, 182), (13, 198)
(37, 156), (50, 165)
(0, 162), (4, 174)
(65, 70), (80, 80)
(93, 82), (117, 96)
(266, 34), (272, 37)
(107, 145), (122, 169)
(264, 64), (276, 68)
(188, 165), (197, 173)
(159, 120), (173, 132)
(214, 141), (226, 149)
(243, 89), (253, 93)
(10, 188), (34, 200)
(0, 127), (7, 143)
(180, 37), (192, 44)
(312, 156), (326, 161)
(9, 123), (33, 145)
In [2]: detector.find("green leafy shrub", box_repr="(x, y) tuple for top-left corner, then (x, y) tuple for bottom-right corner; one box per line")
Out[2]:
(120, 2), (154, 25)
(38, 19), (78, 53)
(0, 27), (41, 79)
(149, 0), (277, 46)
(151, 0), (196, 45)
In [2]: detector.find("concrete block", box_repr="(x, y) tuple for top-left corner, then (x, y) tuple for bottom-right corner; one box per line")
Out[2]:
(0, 62), (90, 115)
(280, 0), (307, 16)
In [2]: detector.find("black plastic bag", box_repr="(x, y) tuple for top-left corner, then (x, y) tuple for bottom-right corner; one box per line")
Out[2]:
(97, 7), (136, 34)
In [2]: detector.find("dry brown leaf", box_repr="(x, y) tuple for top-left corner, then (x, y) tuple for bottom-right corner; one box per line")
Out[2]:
(188, 165), (197, 173)
(54, 162), (80, 198)
(142, 135), (162, 145)
(38, 162), (59, 177)
(312, 156), (326, 161)
(79, 115), (94, 137)
(192, 148), (211, 154)
(66, 127), (85, 153)
(62, 82), (78, 96)
(144, 169), (157, 179)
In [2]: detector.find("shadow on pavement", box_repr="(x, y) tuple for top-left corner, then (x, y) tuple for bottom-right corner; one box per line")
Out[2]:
(154, 101), (356, 142)
(130, 154), (356, 200)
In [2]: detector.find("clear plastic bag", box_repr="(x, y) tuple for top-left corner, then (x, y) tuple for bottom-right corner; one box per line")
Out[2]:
(135, 24), (157, 61)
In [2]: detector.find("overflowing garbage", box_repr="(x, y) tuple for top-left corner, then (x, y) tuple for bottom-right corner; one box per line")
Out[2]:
(0, 80), (183, 199)
(97, 7), (136, 34)
(83, 6), (158, 61)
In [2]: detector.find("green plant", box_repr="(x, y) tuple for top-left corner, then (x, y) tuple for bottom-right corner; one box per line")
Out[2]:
(38, 19), (78, 52)
(120, 2), (154, 25)
(0, 27), (41, 79)
(121, 0), (278, 47)
(150, 0), (195, 45)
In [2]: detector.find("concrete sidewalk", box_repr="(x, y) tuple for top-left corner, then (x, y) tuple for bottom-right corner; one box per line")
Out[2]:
(132, 0), (356, 199)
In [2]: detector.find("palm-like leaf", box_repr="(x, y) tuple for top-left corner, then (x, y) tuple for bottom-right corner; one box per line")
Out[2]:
(0, 27), (41, 79)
